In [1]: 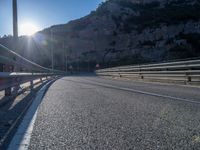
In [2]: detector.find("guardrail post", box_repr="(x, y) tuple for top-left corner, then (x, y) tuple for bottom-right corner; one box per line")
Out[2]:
(187, 76), (192, 82)
(4, 65), (13, 96)
(185, 72), (192, 84)
(30, 80), (33, 90)
(30, 72), (34, 90)
(187, 76), (192, 83)
(139, 73), (144, 79)
(118, 68), (122, 77)
(119, 73), (122, 77)
(0, 65), (10, 95)
(139, 66), (144, 79)
(5, 88), (12, 96)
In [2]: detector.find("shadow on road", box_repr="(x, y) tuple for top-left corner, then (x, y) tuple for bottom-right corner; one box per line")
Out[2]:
(0, 78), (58, 149)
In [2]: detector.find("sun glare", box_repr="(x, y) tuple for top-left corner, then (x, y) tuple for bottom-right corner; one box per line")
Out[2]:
(19, 22), (39, 36)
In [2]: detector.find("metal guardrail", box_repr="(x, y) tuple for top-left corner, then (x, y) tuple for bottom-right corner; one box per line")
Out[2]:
(0, 44), (65, 96)
(96, 59), (200, 84)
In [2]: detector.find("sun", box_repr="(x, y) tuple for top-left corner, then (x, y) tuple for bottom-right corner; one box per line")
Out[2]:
(19, 22), (39, 36)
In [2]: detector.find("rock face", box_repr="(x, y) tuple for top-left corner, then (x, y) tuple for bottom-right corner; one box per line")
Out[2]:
(1, 0), (200, 70)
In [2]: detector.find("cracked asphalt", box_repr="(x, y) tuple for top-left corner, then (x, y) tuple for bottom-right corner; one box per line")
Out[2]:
(28, 75), (200, 150)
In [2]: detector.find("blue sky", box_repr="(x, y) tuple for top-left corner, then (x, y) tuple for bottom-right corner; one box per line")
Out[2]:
(0, 0), (103, 36)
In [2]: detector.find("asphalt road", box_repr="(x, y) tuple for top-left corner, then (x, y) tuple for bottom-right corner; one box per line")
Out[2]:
(27, 75), (200, 150)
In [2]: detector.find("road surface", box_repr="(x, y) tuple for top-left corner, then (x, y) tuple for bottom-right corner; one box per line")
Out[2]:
(10, 75), (200, 149)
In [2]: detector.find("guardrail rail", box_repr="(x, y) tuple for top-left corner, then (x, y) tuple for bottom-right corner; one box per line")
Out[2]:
(0, 44), (65, 96)
(96, 59), (200, 85)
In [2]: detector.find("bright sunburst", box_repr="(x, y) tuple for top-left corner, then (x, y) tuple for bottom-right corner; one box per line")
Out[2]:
(19, 22), (39, 36)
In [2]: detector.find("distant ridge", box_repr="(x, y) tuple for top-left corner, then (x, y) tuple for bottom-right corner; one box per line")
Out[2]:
(0, 0), (200, 70)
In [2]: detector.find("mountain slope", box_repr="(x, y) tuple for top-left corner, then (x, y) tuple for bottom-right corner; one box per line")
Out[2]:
(1, 0), (200, 70)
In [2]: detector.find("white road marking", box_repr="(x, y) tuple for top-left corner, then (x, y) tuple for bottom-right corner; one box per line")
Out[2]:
(7, 80), (53, 150)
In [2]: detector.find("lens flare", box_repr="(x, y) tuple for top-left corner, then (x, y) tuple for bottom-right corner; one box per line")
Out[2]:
(19, 22), (39, 36)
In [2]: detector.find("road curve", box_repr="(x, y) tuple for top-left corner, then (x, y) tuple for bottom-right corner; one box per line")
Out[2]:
(22, 75), (200, 149)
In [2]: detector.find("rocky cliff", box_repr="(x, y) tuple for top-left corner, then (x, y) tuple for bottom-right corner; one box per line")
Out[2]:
(1, 0), (200, 70)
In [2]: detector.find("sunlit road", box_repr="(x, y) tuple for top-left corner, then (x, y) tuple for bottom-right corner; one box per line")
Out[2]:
(21, 75), (200, 149)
